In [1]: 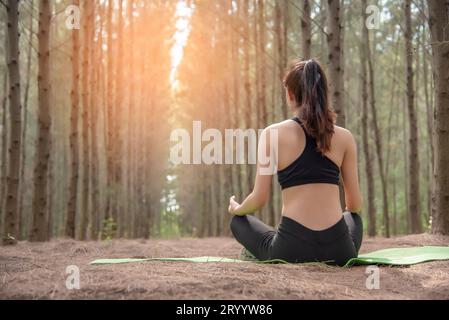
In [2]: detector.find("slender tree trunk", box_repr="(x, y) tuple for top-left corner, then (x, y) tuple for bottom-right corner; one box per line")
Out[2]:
(384, 35), (400, 232)
(211, 167), (218, 237)
(252, 0), (263, 220)
(30, 0), (51, 242)
(99, 16), (108, 237)
(326, 0), (345, 126)
(281, 1), (290, 72)
(242, 0), (254, 196)
(19, 4), (35, 231)
(271, 5), (281, 221)
(256, 0), (270, 223)
(427, 0), (449, 234)
(382, 33), (400, 176)
(78, 0), (94, 240)
(234, 57), (243, 204)
(127, 0), (136, 238)
(421, 22), (433, 221)
(253, 0), (261, 133)
(402, 98), (409, 232)
(360, 22), (376, 237)
(327, 0), (346, 210)
(231, 3), (243, 201)
(301, 0), (312, 59)
(320, 0), (327, 59)
(65, 0), (80, 238)
(222, 22), (233, 232)
(282, 1), (288, 75)
(393, 173), (397, 235)
(258, 1), (267, 128)
(362, 0), (389, 237)
(274, 0), (288, 119)
(2, 0), (23, 245)
(405, 0), (421, 233)
(47, 130), (53, 239)
(0, 74), (8, 227)
(104, 0), (116, 235)
(115, 0), (124, 237)
(89, 2), (100, 240)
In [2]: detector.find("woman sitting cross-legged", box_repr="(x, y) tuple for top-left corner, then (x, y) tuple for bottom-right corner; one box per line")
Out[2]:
(229, 59), (363, 266)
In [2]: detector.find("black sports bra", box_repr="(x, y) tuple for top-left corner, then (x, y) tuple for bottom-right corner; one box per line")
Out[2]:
(277, 117), (340, 190)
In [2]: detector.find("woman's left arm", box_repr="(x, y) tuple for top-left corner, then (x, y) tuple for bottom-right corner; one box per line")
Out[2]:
(229, 127), (276, 215)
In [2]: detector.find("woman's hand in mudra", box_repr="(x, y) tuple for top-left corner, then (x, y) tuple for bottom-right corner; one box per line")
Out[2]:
(228, 195), (242, 215)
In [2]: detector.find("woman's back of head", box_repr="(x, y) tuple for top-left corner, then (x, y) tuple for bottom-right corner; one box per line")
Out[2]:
(283, 59), (336, 155)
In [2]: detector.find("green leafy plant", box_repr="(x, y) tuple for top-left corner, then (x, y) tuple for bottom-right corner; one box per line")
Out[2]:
(100, 217), (117, 241)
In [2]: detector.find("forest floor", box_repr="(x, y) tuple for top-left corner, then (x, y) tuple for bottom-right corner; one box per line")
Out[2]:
(1, 233), (449, 299)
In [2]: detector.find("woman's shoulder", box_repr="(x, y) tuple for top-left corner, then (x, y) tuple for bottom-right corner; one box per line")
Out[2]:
(333, 125), (356, 149)
(333, 125), (352, 137)
(260, 120), (305, 150)
(263, 119), (298, 132)
(260, 120), (299, 141)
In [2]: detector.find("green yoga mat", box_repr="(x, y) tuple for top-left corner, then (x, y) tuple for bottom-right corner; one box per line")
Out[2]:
(344, 246), (449, 266)
(90, 246), (449, 267)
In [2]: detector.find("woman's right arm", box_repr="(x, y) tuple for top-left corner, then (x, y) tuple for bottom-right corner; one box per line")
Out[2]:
(340, 130), (363, 213)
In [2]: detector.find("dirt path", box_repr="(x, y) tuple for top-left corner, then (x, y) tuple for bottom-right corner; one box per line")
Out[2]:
(1, 234), (449, 299)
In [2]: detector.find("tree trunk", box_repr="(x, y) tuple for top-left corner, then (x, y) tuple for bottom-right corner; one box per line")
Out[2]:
(242, 0), (254, 196)
(2, 0), (23, 245)
(402, 97), (409, 232)
(319, 0), (327, 57)
(30, 0), (51, 242)
(89, 2), (100, 240)
(274, 0), (288, 119)
(362, 0), (389, 237)
(254, 0), (261, 134)
(421, 17), (433, 221)
(405, 0), (421, 233)
(393, 173), (397, 235)
(127, 0), (136, 238)
(105, 0), (116, 230)
(0, 74), (8, 235)
(78, 0), (93, 240)
(326, 0), (346, 210)
(222, 25), (232, 232)
(115, 0), (124, 237)
(19, 4), (35, 233)
(326, 0), (345, 126)
(301, 0), (312, 59)
(427, 0), (449, 234)
(258, 0), (267, 128)
(231, 8), (243, 201)
(256, 0), (271, 223)
(65, 0), (80, 239)
(359, 18), (376, 237)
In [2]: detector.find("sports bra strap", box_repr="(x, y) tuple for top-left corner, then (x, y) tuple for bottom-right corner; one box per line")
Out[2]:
(278, 117), (340, 189)
(291, 116), (302, 126)
(292, 117), (310, 138)
(292, 116), (304, 128)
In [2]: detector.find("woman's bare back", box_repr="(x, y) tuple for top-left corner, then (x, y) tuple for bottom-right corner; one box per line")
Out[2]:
(273, 119), (361, 230)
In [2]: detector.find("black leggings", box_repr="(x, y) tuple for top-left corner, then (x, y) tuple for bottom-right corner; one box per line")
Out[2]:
(230, 212), (363, 266)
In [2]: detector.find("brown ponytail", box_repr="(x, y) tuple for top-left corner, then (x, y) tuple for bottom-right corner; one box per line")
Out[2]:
(283, 59), (336, 155)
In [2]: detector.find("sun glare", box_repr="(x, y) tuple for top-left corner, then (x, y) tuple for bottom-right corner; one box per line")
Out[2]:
(170, 1), (193, 91)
